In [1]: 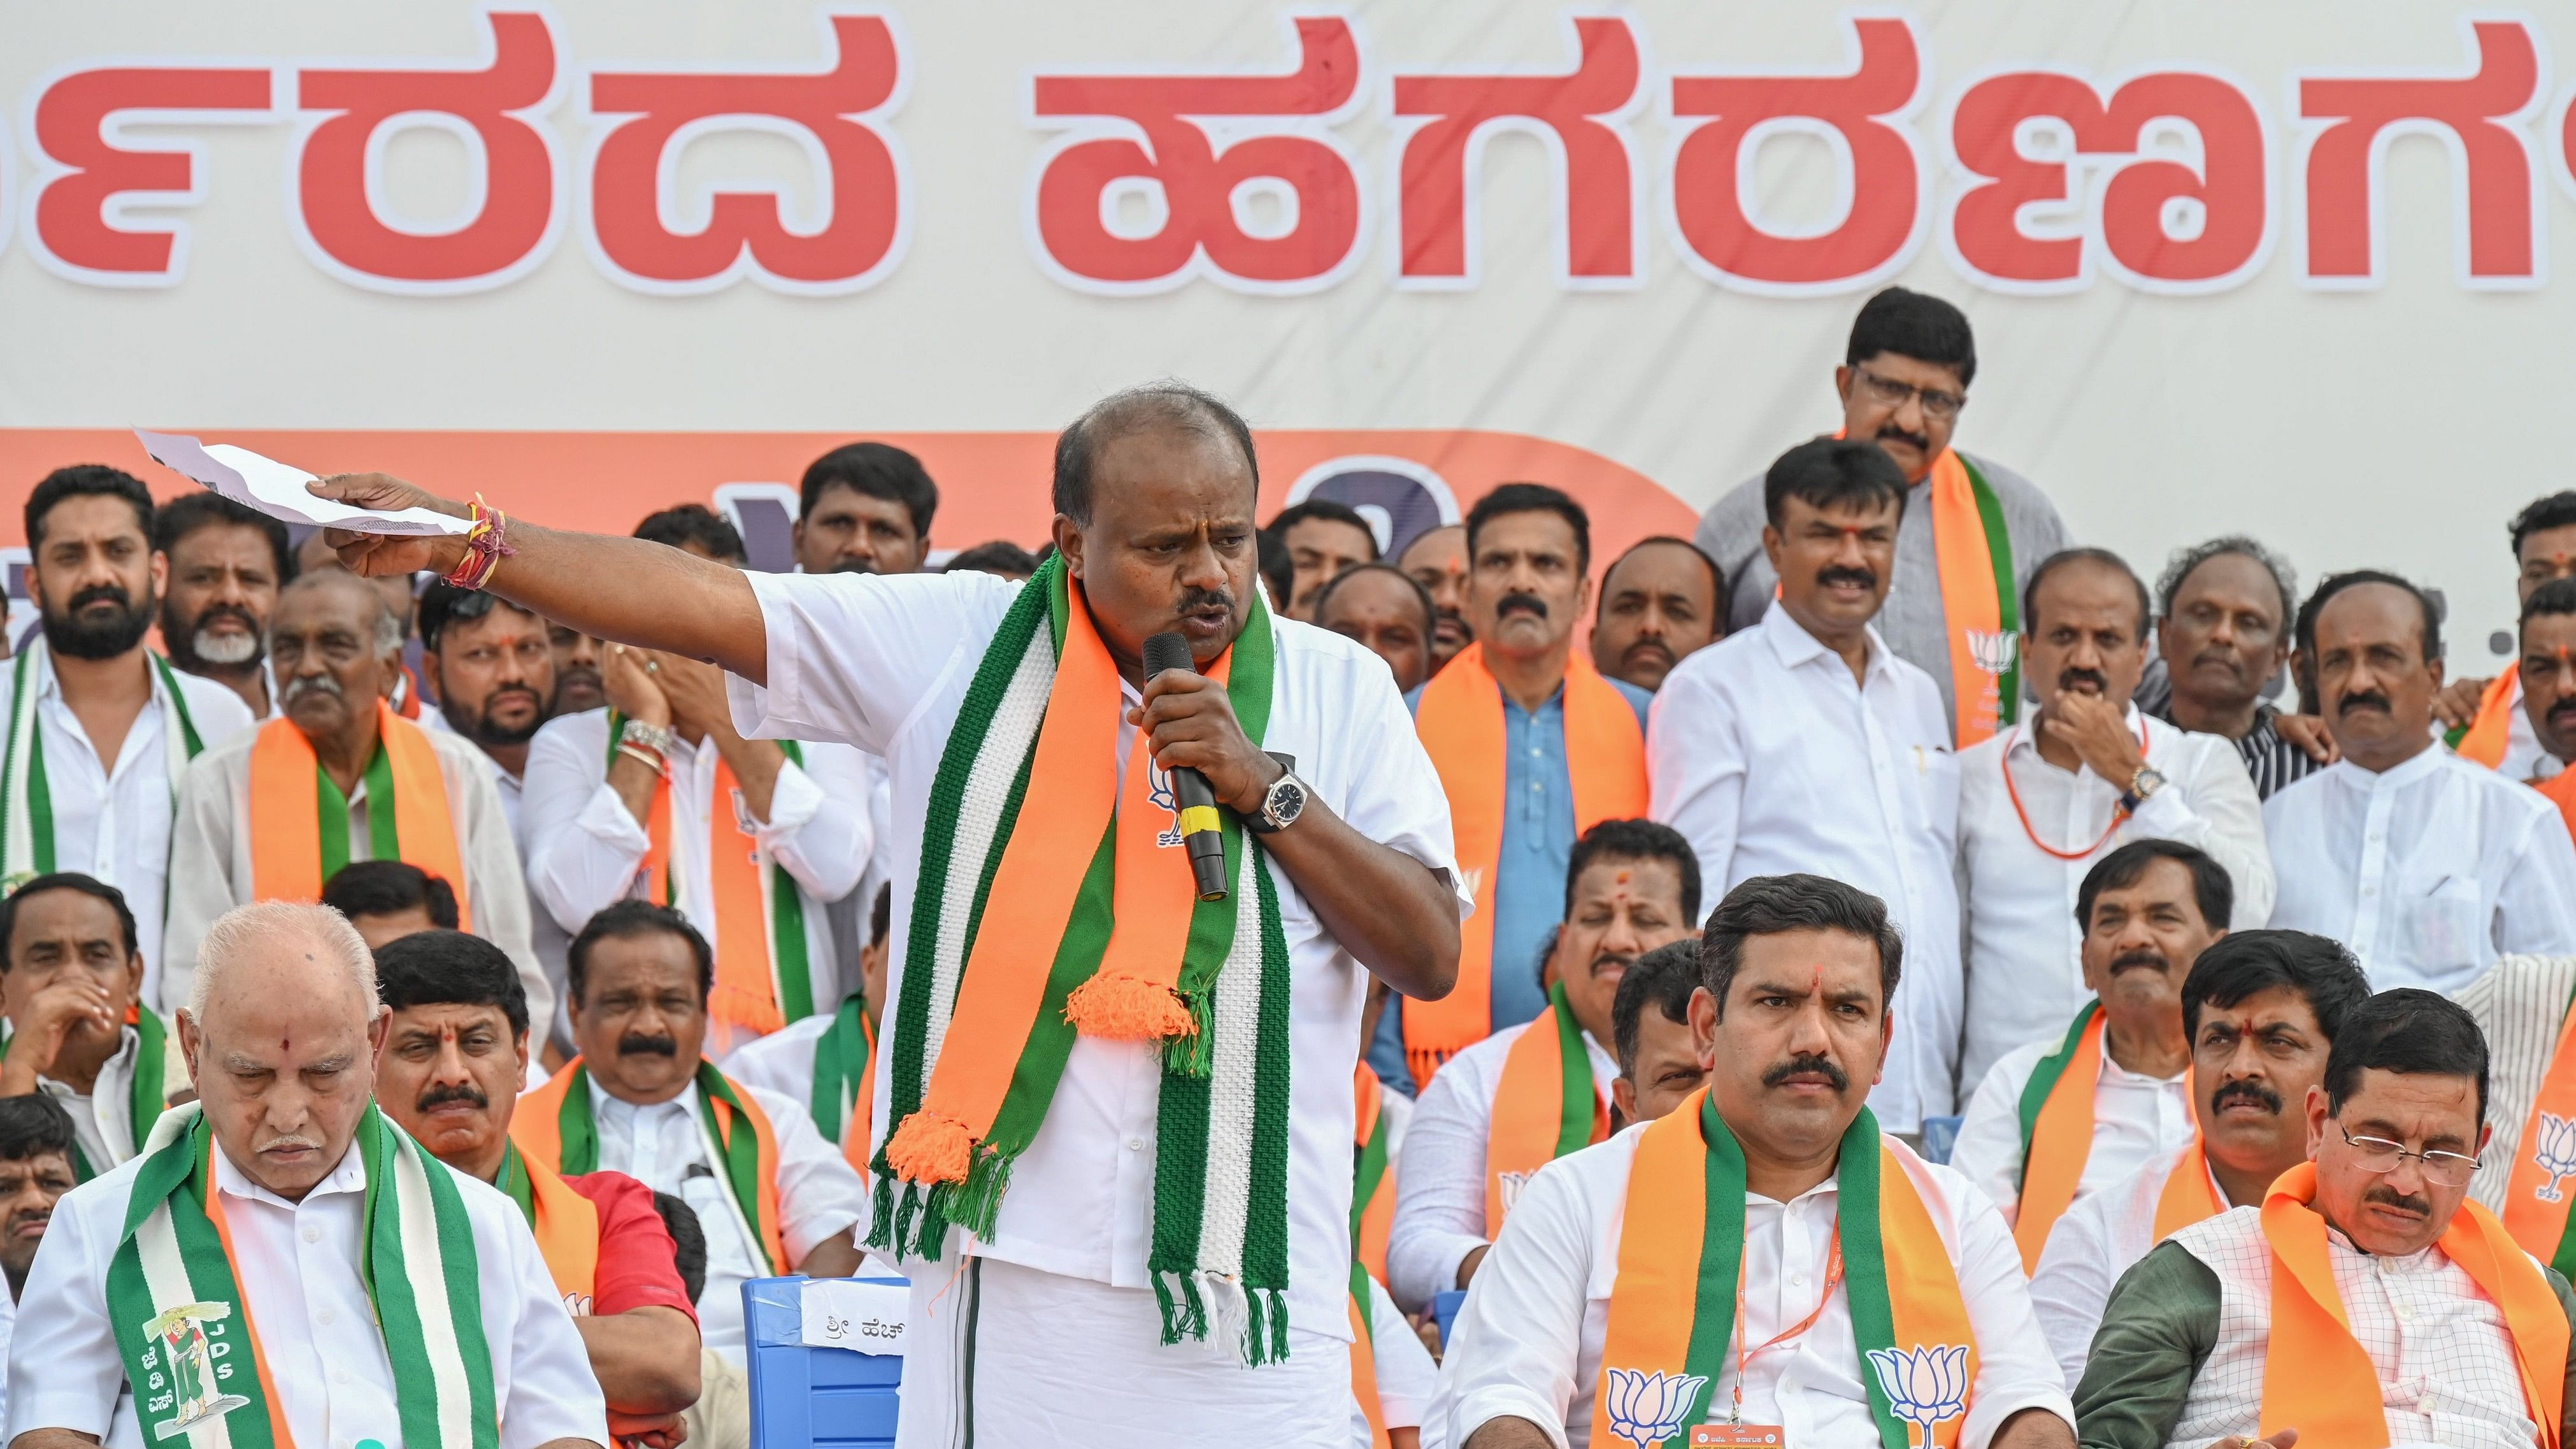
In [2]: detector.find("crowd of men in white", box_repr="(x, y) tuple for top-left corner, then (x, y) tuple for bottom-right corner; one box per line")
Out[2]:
(0, 287), (2570, 1449)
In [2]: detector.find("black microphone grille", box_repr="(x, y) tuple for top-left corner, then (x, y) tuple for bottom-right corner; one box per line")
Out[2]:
(1143, 631), (1197, 678)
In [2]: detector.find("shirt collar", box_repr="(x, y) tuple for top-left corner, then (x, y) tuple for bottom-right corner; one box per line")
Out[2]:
(586, 1071), (699, 1122)
(36, 1024), (139, 1098)
(1759, 599), (1888, 681)
(2335, 739), (2448, 790)
(212, 1126), (369, 1208)
(2007, 701), (2147, 767)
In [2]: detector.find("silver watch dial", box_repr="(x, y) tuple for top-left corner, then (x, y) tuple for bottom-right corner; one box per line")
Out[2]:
(1267, 776), (1307, 828)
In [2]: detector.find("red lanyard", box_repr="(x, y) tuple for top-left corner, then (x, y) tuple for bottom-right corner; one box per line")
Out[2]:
(2000, 717), (2152, 861)
(1730, 1224), (1845, 1424)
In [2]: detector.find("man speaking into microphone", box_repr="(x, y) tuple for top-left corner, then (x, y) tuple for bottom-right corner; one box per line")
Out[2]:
(307, 382), (1468, 1449)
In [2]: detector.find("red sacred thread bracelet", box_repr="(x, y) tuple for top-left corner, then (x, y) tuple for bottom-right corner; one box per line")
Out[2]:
(443, 494), (517, 590)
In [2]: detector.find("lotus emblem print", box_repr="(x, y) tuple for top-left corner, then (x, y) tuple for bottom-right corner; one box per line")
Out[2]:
(1602, 1367), (1708, 1448)
(1867, 1344), (1969, 1446)
(1963, 629), (2018, 677)
(2535, 1112), (2576, 1202)
(1495, 1170), (1533, 1220)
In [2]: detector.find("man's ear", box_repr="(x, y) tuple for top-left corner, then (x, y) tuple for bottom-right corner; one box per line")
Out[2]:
(1052, 516), (1085, 580)
(177, 1009), (201, 1088)
(1612, 1075), (1638, 1125)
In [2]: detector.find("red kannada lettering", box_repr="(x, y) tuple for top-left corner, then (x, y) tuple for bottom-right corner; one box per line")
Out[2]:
(292, 11), (560, 291)
(587, 15), (906, 294)
(1949, 69), (2268, 291)
(1666, 17), (1926, 293)
(1029, 16), (1363, 292)
(2298, 18), (2540, 287)
(29, 66), (271, 284)
(1392, 16), (1642, 285)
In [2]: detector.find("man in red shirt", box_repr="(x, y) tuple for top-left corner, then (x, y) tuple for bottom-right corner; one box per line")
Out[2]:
(373, 929), (703, 1443)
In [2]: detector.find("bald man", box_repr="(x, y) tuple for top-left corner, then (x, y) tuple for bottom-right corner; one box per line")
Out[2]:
(3, 901), (605, 1449)
(164, 571), (546, 1024)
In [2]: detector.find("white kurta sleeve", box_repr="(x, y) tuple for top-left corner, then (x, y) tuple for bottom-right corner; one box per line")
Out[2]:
(2493, 804), (2576, 957)
(1387, 1050), (1496, 1313)
(755, 743), (873, 904)
(1430, 1155), (1597, 1449)
(2, 1187), (121, 1441)
(489, 1194), (612, 1449)
(1646, 665), (1745, 894)
(749, 1084), (868, 1266)
(1368, 1276), (1439, 1435)
(447, 741), (553, 1042)
(161, 746), (247, 1013)
(726, 571), (1021, 755)
(1947, 1052), (2036, 1224)
(1944, 1171), (2079, 1446)
(2026, 1184), (2125, 1391)
(2127, 739), (2274, 929)
(522, 713), (650, 936)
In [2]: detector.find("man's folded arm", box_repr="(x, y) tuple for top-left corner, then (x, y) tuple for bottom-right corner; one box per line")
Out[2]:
(2070, 1242), (2221, 1449)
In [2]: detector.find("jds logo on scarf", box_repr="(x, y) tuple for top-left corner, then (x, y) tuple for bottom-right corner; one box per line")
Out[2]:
(140, 1301), (249, 1434)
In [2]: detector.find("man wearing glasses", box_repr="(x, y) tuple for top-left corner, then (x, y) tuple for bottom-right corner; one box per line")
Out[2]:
(2073, 989), (2576, 1449)
(1694, 286), (2070, 747)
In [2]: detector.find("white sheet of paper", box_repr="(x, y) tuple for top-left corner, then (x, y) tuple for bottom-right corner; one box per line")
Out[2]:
(132, 429), (472, 537)
(799, 1278), (908, 1355)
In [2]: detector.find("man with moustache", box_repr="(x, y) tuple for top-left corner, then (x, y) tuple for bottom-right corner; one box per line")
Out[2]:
(550, 623), (608, 714)
(1587, 535), (1724, 692)
(1953, 841), (2230, 1270)
(1954, 549), (2271, 1090)
(2265, 571), (2576, 992)
(1314, 562), (1437, 692)
(418, 582), (557, 848)
(372, 930), (703, 1442)
(2, 468), (255, 1008)
(1399, 522), (1473, 672)
(513, 903), (867, 1366)
(1696, 287), (2070, 746)
(0, 874), (184, 1176)
(2140, 537), (2334, 800)
(4, 902), (609, 1449)
(2074, 990), (2576, 1449)
(1384, 820), (1696, 1310)
(1268, 498), (1381, 620)
(1433, 873), (2078, 1449)
(151, 492), (292, 720)
(2516, 580), (2576, 836)
(164, 569), (548, 1026)
(2436, 490), (2576, 778)
(1608, 938), (1707, 1125)
(1378, 485), (1649, 1092)
(1652, 438), (1963, 1132)
(0, 1096), (77, 1424)
(2031, 930), (2373, 1389)
(792, 441), (937, 576)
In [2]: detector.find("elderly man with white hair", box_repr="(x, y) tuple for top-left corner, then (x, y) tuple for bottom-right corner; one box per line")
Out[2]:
(1, 901), (608, 1449)
(162, 569), (548, 1025)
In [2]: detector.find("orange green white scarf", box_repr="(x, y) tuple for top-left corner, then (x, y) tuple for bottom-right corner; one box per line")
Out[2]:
(1597, 1092), (1979, 1449)
(494, 1141), (601, 1308)
(2451, 667), (2519, 767)
(244, 705), (472, 927)
(868, 554), (1294, 1362)
(2501, 978), (2576, 1274)
(515, 1056), (786, 1274)
(2256, 1160), (2567, 1448)
(1928, 449), (2021, 748)
(1408, 642), (1645, 1088)
(606, 715), (817, 1034)
(2150, 1145), (2228, 1242)
(808, 995), (877, 1174)
(1350, 1064), (1396, 1449)
(1485, 981), (1608, 1235)
(0, 641), (207, 892)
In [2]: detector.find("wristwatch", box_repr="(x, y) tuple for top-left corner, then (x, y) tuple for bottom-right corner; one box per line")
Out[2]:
(618, 717), (676, 757)
(1245, 769), (1311, 834)
(2119, 765), (2168, 814)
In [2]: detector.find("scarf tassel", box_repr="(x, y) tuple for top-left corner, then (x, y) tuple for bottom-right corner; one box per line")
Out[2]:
(1154, 1271), (1209, 1346)
(864, 1167), (899, 1252)
(1161, 989), (1217, 1078)
(1151, 1272), (1291, 1366)
(1065, 971), (1197, 1043)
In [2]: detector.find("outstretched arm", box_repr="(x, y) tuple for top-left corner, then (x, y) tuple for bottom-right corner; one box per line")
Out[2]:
(311, 475), (771, 685)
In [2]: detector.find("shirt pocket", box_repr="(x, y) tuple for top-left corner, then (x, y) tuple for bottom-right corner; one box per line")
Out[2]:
(2401, 876), (2487, 967)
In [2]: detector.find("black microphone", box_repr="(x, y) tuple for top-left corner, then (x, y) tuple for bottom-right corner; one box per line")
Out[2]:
(1143, 631), (1230, 901)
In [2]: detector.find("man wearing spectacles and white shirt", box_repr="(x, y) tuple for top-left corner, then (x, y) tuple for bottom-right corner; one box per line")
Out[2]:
(1692, 287), (2068, 747)
(2264, 571), (2576, 994)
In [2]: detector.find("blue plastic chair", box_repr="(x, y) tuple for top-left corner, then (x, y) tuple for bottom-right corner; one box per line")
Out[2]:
(1433, 1288), (1466, 1348)
(1918, 1115), (1964, 1165)
(743, 1276), (907, 1449)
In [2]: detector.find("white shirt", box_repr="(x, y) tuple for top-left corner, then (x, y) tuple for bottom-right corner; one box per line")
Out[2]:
(13, 643), (255, 1007)
(1385, 1019), (1617, 1312)
(2026, 1142), (2230, 1390)
(164, 723), (550, 1027)
(727, 569), (1466, 1345)
(1359, 1275), (1438, 1446)
(2264, 745), (2576, 993)
(1949, 1030), (2196, 1225)
(1429, 1124), (2073, 1449)
(4, 1128), (607, 1449)
(523, 708), (875, 1036)
(720, 1011), (837, 1108)
(569, 1074), (868, 1363)
(31, 1022), (187, 1171)
(1955, 710), (2273, 1087)
(1649, 602), (1963, 1128)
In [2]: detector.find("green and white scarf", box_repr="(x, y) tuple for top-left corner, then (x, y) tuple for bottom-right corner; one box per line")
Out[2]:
(869, 557), (1296, 1363)
(0, 641), (207, 893)
(107, 1103), (496, 1449)
(0, 1009), (170, 1180)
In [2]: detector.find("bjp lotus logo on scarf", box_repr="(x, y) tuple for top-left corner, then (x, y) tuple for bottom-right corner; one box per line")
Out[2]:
(2534, 1112), (2576, 1201)
(1147, 762), (1185, 848)
(140, 1301), (250, 1437)
(1963, 629), (2017, 678)
(1867, 1344), (1969, 1446)
(1496, 1169), (1532, 1219)
(1602, 1367), (1708, 1448)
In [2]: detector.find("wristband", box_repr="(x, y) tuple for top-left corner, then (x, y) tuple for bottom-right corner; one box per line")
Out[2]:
(618, 718), (676, 757)
(615, 743), (668, 775)
(443, 494), (517, 590)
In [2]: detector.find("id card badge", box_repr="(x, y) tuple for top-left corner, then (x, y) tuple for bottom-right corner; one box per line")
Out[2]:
(1691, 1427), (1785, 1447)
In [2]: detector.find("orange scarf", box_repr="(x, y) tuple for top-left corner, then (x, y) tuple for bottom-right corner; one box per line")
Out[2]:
(626, 731), (820, 1036)
(515, 1147), (602, 1302)
(1928, 449), (2020, 748)
(2455, 668), (2521, 769)
(1484, 989), (1608, 1236)
(1407, 643), (1646, 1088)
(1353, 1064), (1395, 1283)
(2503, 983), (2576, 1274)
(516, 1056), (787, 1274)
(2150, 1146), (2229, 1242)
(245, 705), (472, 927)
(2012, 1003), (2192, 1271)
(2258, 1161), (2568, 1448)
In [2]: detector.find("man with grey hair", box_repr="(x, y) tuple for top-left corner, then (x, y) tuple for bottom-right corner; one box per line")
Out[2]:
(2138, 535), (2335, 799)
(3, 901), (608, 1449)
(164, 571), (547, 1025)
